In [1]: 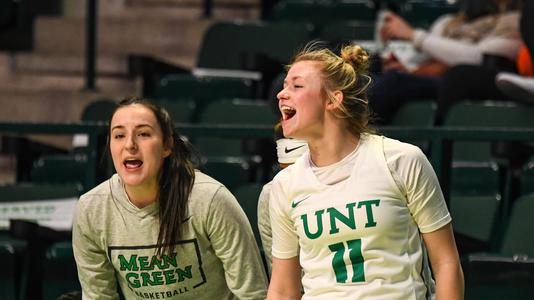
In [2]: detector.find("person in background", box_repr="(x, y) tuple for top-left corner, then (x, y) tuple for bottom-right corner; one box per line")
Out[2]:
(258, 124), (308, 276)
(72, 97), (267, 299)
(369, 0), (521, 124)
(435, 0), (532, 122)
(266, 43), (463, 299)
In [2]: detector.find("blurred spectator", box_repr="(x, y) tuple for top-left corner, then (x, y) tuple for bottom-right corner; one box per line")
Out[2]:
(436, 0), (532, 122)
(368, 0), (521, 124)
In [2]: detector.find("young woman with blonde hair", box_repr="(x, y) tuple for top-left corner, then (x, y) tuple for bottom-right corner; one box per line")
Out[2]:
(266, 43), (464, 299)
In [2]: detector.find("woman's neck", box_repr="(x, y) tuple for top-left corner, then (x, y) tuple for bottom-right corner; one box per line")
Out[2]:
(124, 183), (159, 209)
(307, 125), (360, 167)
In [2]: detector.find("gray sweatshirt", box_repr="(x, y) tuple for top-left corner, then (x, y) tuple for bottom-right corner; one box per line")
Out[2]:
(73, 171), (267, 299)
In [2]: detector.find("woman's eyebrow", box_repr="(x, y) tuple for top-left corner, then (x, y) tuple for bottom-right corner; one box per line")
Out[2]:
(111, 123), (154, 131)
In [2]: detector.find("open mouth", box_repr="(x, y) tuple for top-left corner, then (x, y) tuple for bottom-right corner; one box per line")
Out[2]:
(124, 159), (143, 170)
(281, 105), (296, 121)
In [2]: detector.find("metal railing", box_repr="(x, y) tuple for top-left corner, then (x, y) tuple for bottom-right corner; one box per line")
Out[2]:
(1, 122), (533, 201)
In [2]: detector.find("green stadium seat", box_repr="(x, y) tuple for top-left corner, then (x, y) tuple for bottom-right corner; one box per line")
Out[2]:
(443, 101), (534, 162)
(401, 0), (459, 29)
(463, 254), (534, 300)
(499, 194), (534, 257)
(520, 158), (534, 195)
(232, 183), (264, 245)
(0, 183), (82, 202)
(197, 20), (314, 70)
(24, 98), (116, 189)
(193, 138), (244, 158)
(462, 194), (534, 299)
(42, 242), (81, 299)
(317, 20), (375, 49)
(152, 21), (312, 105)
(449, 162), (501, 253)
(0, 183), (80, 299)
(199, 99), (279, 125)
(0, 241), (18, 299)
(201, 157), (252, 191)
(157, 99), (196, 123)
(389, 99), (436, 153)
(443, 101), (534, 250)
(270, 0), (375, 26)
(29, 154), (88, 185)
(155, 75), (255, 103)
(390, 100), (436, 127)
(81, 98), (117, 123)
(194, 99), (278, 159)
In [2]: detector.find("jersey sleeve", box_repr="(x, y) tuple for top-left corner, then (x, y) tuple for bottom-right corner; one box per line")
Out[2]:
(72, 198), (119, 300)
(269, 174), (300, 259)
(385, 140), (452, 233)
(205, 186), (268, 299)
(257, 182), (273, 275)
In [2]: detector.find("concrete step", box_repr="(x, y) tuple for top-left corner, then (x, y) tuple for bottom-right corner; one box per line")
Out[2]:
(0, 72), (136, 94)
(0, 72), (133, 153)
(127, 0), (259, 6)
(125, 0), (260, 19)
(0, 89), (120, 123)
(8, 52), (197, 77)
(64, 0), (260, 19)
(0, 72), (137, 122)
(8, 53), (128, 76)
(33, 16), (213, 57)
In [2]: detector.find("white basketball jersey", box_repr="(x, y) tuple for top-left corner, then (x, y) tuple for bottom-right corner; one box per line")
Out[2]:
(270, 134), (451, 299)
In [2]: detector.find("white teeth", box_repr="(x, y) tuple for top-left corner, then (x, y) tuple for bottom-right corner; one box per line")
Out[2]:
(280, 105), (296, 120)
(281, 105), (296, 113)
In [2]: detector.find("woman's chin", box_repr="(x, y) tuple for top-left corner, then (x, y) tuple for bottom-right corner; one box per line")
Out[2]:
(282, 121), (297, 138)
(119, 173), (145, 187)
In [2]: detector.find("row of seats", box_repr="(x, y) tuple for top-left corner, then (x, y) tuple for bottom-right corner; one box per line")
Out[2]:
(2, 184), (533, 299)
(0, 183), (82, 299)
(394, 100), (534, 254)
(268, 0), (459, 28)
(2, 99), (533, 298)
(24, 98), (534, 191)
(0, 238), (80, 299)
(19, 99), (534, 257)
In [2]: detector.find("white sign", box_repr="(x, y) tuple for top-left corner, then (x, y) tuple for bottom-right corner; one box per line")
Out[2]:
(0, 197), (77, 231)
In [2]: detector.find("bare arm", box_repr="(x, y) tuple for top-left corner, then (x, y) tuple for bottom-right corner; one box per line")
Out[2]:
(380, 12), (415, 41)
(267, 256), (302, 300)
(422, 223), (464, 300)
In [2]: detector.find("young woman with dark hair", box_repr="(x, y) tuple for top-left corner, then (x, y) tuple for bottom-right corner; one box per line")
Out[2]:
(72, 97), (267, 299)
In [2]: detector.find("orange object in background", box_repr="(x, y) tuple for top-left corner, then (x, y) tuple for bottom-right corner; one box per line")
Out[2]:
(517, 44), (533, 77)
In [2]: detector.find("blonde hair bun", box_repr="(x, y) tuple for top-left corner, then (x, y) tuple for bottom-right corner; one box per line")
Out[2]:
(341, 45), (369, 73)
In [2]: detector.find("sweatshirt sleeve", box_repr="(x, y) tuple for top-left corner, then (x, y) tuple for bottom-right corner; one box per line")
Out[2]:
(413, 12), (521, 66)
(269, 175), (300, 259)
(257, 182), (273, 275)
(205, 186), (268, 299)
(72, 198), (119, 300)
(417, 34), (521, 66)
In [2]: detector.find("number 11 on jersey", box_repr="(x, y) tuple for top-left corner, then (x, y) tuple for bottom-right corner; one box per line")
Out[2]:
(328, 239), (365, 283)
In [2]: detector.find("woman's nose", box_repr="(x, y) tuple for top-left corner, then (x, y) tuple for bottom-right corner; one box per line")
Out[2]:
(277, 89), (288, 101)
(125, 136), (137, 151)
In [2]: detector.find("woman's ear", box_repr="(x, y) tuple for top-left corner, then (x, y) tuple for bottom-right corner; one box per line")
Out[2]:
(326, 90), (344, 111)
(163, 137), (173, 158)
(163, 148), (172, 158)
